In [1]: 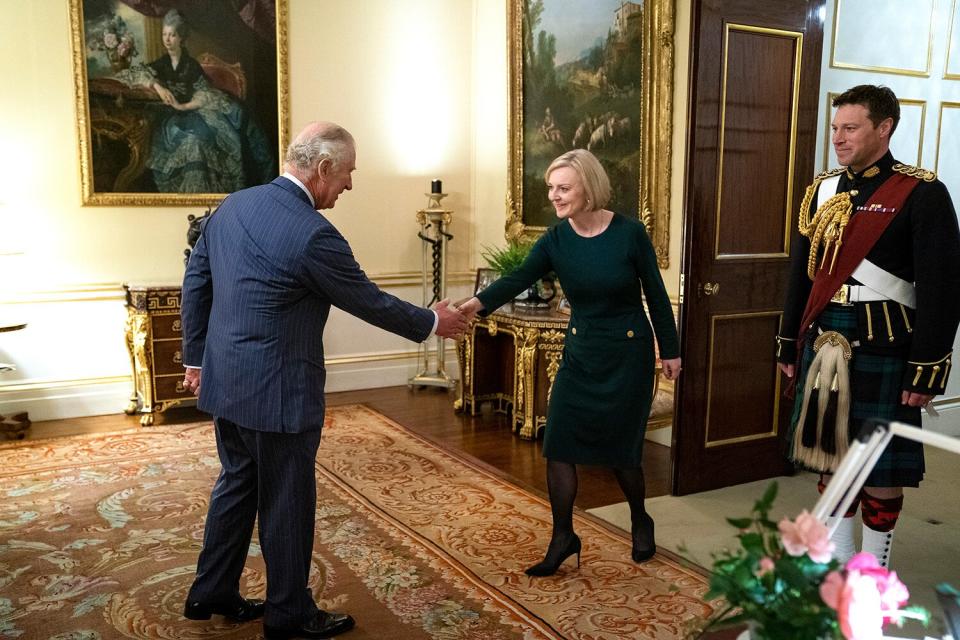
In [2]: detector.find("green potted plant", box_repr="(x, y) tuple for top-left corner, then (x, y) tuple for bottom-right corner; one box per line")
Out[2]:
(480, 241), (555, 309)
(480, 241), (533, 277)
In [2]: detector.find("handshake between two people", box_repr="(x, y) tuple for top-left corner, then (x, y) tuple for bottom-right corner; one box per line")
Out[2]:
(432, 296), (485, 339)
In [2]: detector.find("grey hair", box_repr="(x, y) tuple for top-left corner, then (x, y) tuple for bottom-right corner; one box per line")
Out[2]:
(163, 9), (189, 38)
(284, 124), (354, 172)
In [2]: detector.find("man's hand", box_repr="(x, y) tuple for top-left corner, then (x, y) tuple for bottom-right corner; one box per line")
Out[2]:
(778, 362), (795, 379)
(901, 390), (934, 407)
(183, 367), (201, 397)
(454, 297), (484, 322)
(661, 357), (682, 380)
(433, 298), (468, 338)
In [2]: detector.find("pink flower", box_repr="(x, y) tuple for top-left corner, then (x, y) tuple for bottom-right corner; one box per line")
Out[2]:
(821, 554), (918, 638)
(755, 556), (775, 577)
(777, 510), (834, 563)
(820, 570), (885, 640)
(844, 553), (910, 622)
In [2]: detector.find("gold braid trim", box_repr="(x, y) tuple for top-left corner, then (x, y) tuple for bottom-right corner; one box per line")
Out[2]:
(799, 168), (845, 231)
(802, 192), (853, 280)
(799, 169), (851, 279)
(892, 163), (937, 182)
(908, 352), (952, 392)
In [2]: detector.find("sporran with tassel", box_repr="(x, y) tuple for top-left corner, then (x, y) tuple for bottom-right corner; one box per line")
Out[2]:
(792, 330), (853, 472)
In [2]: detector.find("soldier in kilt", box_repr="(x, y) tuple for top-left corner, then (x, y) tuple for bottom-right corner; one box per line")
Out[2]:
(777, 85), (960, 568)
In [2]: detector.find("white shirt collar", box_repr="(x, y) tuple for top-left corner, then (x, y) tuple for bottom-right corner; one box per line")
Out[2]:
(281, 172), (315, 207)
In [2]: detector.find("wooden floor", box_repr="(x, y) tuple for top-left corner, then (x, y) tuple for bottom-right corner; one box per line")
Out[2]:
(12, 385), (672, 510)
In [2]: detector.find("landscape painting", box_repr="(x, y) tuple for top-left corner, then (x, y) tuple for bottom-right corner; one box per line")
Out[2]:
(513, 0), (645, 230)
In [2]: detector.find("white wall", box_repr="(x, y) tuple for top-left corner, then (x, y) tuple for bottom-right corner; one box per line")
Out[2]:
(815, 0), (960, 434)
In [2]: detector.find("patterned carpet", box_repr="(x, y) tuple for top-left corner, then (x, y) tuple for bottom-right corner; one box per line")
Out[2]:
(0, 405), (717, 639)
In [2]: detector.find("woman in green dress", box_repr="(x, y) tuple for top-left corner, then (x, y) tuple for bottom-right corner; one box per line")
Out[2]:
(458, 149), (681, 575)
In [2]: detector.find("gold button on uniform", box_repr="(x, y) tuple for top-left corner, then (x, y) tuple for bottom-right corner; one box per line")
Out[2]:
(627, 330), (634, 338)
(572, 327), (577, 335)
(850, 189), (859, 196)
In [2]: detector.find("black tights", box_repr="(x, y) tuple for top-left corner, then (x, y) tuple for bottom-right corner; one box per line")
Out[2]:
(545, 460), (578, 542)
(544, 461), (652, 551)
(614, 466), (654, 553)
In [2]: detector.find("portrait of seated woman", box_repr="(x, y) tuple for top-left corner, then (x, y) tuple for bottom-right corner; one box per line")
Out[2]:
(80, 3), (280, 199)
(114, 9), (274, 193)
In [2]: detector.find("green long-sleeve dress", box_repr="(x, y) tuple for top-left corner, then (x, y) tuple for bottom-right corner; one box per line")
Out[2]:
(477, 214), (679, 467)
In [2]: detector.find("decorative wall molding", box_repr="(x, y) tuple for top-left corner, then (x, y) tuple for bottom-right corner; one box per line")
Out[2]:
(0, 271), (477, 305)
(0, 375), (130, 393)
(830, 0), (934, 77)
(946, 0), (960, 79)
(0, 376), (133, 423)
(0, 283), (126, 305)
(0, 350), (461, 420)
(928, 396), (960, 437)
(935, 102), (960, 176)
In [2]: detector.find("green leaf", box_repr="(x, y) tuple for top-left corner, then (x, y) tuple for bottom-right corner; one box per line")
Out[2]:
(739, 532), (764, 554)
(480, 242), (533, 275)
(755, 481), (778, 512)
(727, 517), (753, 530)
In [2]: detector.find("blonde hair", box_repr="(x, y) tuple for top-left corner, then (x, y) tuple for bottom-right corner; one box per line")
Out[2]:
(545, 149), (611, 210)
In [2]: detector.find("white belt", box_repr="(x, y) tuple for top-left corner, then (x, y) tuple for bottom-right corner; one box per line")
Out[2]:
(830, 283), (892, 305)
(850, 260), (916, 308)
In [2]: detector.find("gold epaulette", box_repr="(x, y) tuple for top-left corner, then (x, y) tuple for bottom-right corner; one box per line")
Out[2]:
(798, 167), (845, 233)
(815, 167), (846, 181)
(892, 163), (937, 182)
(907, 352), (952, 393)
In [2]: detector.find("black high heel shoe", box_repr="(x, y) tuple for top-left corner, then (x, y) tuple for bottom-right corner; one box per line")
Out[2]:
(525, 534), (582, 576)
(632, 513), (656, 563)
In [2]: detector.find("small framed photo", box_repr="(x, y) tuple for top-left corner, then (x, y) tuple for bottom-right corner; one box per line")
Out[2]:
(474, 268), (497, 295)
(556, 295), (571, 315)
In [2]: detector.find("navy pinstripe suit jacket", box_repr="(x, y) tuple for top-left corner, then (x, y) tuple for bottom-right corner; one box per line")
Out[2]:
(181, 176), (434, 433)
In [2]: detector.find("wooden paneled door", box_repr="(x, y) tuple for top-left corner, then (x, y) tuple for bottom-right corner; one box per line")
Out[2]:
(672, 0), (826, 495)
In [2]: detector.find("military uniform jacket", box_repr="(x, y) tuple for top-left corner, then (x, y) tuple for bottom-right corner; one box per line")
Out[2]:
(778, 151), (960, 395)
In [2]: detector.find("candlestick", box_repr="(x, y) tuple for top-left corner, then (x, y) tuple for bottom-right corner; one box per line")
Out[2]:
(431, 179), (442, 194)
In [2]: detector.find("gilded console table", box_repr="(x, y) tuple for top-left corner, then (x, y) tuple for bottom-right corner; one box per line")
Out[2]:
(455, 305), (568, 439)
(123, 284), (193, 425)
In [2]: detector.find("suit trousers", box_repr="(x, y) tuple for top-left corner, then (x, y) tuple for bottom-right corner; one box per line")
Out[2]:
(188, 417), (323, 628)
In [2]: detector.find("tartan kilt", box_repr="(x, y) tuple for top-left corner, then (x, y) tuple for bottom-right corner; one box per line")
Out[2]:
(789, 303), (924, 487)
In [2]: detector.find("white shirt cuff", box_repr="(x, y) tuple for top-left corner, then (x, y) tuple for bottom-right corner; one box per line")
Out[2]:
(426, 310), (438, 340)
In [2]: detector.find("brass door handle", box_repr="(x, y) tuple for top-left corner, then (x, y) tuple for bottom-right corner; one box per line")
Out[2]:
(701, 282), (720, 296)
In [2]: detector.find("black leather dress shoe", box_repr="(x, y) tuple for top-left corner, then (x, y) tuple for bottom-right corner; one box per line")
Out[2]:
(263, 610), (355, 639)
(183, 597), (265, 622)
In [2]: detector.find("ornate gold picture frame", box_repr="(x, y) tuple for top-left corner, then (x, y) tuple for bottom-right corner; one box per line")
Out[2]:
(69, 0), (289, 206)
(506, 0), (674, 268)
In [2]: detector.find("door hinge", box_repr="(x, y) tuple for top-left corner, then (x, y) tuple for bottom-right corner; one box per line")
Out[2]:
(679, 273), (685, 305)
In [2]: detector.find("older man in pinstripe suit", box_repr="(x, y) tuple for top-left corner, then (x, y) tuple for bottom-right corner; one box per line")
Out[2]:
(179, 121), (468, 639)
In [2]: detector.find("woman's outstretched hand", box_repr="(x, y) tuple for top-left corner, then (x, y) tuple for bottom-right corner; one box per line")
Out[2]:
(454, 297), (484, 322)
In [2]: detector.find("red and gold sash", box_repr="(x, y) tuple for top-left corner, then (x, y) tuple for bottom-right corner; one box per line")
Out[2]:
(797, 173), (920, 336)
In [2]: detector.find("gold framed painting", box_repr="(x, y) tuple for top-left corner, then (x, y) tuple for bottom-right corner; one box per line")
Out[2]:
(69, 0), (289, 206)
(506, 0), (674, 268)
